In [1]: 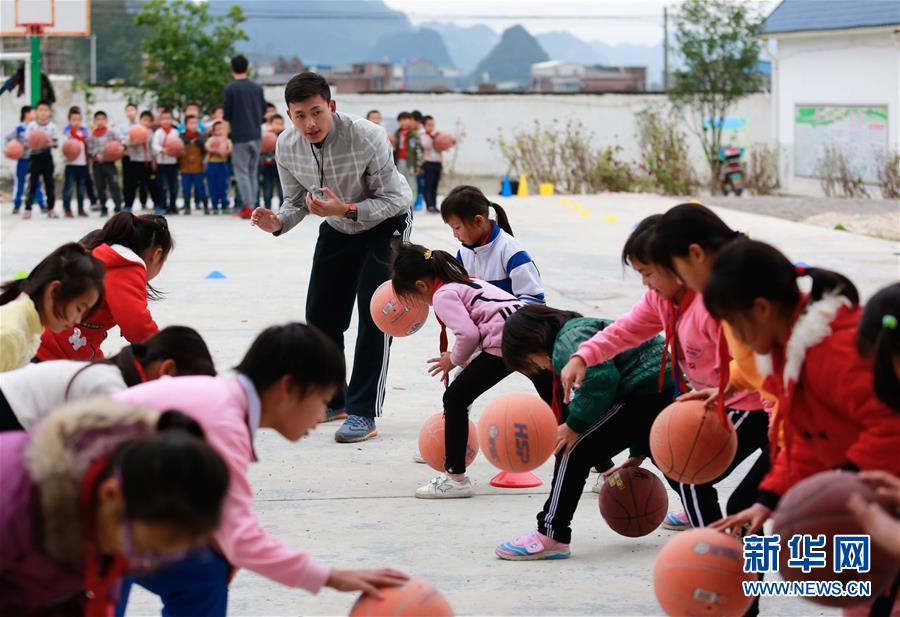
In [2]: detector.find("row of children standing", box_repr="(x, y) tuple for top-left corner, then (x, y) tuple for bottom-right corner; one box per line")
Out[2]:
(5, 100), (286, 218)
(375, 109), (444, 214)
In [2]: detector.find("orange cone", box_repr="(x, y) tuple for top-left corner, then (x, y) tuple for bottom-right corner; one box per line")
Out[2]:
(490, 471), (542, 488)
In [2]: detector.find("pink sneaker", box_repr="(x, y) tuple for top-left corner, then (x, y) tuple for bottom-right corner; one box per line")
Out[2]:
(495, 530), (570, 561)
(661, 510), (691, 531)
(22, 209), (32, 220)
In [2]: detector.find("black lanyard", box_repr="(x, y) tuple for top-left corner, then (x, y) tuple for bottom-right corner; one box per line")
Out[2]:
(310, 143), (325, 188)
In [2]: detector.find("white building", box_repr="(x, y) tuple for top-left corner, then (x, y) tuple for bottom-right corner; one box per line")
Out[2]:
(531, 60), (585, 93)
(762, 0), (900, 196)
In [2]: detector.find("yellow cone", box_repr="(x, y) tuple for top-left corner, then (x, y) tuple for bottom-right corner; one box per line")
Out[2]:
(517, 175), (529, 197)
(604, 214), (619, 223)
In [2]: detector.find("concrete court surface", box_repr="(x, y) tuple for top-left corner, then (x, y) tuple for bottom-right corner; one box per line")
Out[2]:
(1, 193), (897, 617)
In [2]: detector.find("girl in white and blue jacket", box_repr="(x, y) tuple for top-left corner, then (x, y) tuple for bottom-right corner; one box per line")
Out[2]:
(440, 185), (545, 304)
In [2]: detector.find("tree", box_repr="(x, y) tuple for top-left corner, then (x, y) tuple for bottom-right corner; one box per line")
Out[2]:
(668, 0), (764, 189)
(135, 0), (247, 111)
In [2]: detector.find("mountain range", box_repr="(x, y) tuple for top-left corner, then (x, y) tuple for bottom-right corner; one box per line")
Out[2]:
(213, 0), (662, 86)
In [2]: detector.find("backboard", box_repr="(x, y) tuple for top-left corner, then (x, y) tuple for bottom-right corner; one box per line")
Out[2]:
(0, 0), (90, 36)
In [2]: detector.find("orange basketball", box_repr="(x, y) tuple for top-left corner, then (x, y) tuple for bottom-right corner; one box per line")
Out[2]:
(349, 577), (454, 617)
(772, 470), (896, 607)
(649, 400), (737, 484)
(261, 130), (277, 153)
(103, 140), (125, 162)
(128, 124), (149, 146)
(477, 393), (557, 473)
(418, 412), (478, 472)
(27, 128), (49, 151)
(433, 133), (455, 152)
(207, 136), (227, 157)
(369, 281), (429, 337)
(4, 140), (25, 160)
(598, 466), (669, 537)
(62, 138), (82, 161)
(164, 134), (184, 157)
(653, 528), (756, 617)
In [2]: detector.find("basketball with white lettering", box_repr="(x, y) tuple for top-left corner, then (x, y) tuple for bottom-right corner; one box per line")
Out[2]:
(772, 470), (896, 607)
(477, 393), (556, 473)
(369, 281), (429, 337)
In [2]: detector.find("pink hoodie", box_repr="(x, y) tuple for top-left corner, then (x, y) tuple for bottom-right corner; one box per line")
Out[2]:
(432, 279), (522, 366)
(114, 375), (330, 592)
(573, 289), (764, 411)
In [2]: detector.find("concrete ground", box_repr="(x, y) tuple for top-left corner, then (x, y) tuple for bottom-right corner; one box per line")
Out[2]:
(2, 193), (897, 616)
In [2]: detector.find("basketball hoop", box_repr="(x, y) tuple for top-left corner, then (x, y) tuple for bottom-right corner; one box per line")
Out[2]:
(23, 24), (45, 36)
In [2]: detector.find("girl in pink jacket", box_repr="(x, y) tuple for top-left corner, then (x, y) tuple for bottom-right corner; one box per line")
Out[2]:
(559, 215), (769, 531)
(113, 323), (407, 617)
(391, 243), (535, 499)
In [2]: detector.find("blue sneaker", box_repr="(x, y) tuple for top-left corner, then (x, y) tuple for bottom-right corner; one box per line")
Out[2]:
(319, 407), (348, 424)
(334, 414), (377, 443)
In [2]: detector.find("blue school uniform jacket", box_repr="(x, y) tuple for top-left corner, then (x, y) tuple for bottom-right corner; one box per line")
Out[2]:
(456, 221), (545, 304)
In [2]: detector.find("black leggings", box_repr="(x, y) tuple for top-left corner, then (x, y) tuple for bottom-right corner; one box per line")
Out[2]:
(674, 408), (770, 527)
(0, 390), (24, 432)
(26, 151), (55, 211)
(443, 353), (556, 474)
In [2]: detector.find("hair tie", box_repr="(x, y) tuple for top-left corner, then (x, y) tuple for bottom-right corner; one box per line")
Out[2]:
(883, 315), (898, 330)
(795, 265), (807, 277)
(423, 250), (433, 261)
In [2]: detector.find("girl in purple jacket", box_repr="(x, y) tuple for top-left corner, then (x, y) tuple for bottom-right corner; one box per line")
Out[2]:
(391, 243), (542, 499)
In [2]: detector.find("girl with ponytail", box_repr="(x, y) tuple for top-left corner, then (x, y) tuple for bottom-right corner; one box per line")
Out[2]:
(704, 240), (900, 535)
(0, 326), (215, 432)
(0, 243), (105, 372)
(390, 243), (551, 499)
(38, 212), (174, 361)
(440, 185), (545, 304)
(857, 282), (900, 412)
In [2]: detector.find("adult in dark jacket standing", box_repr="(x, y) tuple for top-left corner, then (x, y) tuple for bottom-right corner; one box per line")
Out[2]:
(223, 55), (266, 218)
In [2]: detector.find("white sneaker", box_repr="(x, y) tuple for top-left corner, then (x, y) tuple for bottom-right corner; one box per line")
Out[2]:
(412, 452), (426, 464)
(415, 475), (475, 499)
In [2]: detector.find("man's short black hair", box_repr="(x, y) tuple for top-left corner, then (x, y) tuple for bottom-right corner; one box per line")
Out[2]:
(397, 111), (411, 120)
(94, 110), (107, 119)
(411, 110), (423, 122)
(231, 55), (249, 74)
(284, 72), (331, 106)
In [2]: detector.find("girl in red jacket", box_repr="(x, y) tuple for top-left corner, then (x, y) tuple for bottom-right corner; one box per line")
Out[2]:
(38, 212), (173, 361)
(702, 240), (900, 535)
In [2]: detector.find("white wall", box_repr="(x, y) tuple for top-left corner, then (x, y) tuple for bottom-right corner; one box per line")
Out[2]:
(2, 80), (771, 185)
(771, 29), (900, 196)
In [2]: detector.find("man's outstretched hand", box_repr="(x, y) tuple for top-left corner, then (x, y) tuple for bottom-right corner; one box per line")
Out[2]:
(251, 207), (283, 233)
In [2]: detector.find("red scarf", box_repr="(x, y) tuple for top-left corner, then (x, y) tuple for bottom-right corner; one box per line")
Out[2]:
(92, 127), (108, 137)
(79, 458), (129, 617)
(161, 126), (174, 135)
(658, 288), (695, 394)
(70, 128), (87, 143)
(183, 130), (198, 140)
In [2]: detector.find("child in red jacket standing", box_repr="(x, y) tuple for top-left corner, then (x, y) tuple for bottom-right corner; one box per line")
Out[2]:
(38, 213), (173, 361)
(702, 240), (900, 535)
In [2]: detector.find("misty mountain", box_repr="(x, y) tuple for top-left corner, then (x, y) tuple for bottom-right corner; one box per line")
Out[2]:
(369, 27), (454, 67)
(469, 25), (548, 86)
(420, 22), (499, 74)
(536, 32), (602, 64)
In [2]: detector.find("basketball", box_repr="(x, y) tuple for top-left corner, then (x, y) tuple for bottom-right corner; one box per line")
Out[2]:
(369, 281), (429, 337)
(207, 136), (228, 157)
(26, 128), (50, 151)
(128, 124), (149, 146)
(653, 528), (756, 617)
(103, 140), (125, 161)
(598, 466), (668, 537)
(418, 412), (478, 472)
(477, 393), (557, 473)
(261, 130), (277, 153)
(4, 140), (25, 160)
(772, 470), (896, 607)
(62, 139), (82, 161)
(164, 134), (184, 157)
(348, 577), (454, 616)
(434, 133), (455, 152)
(649, 400), (737, 484)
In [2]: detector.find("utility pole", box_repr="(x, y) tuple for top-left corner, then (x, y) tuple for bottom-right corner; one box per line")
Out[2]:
(90, 34), (97, 84)
(30, 31), (41, 106)
(663, 6), (669, 91)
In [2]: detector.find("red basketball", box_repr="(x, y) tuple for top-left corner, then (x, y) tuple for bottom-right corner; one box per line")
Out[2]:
(477, 393), (557, 473)
(653, 528), (756, 617)
(649, 400), (737, 484)
(433, 132), (455, 152)
(62, 139), (82, 161)
(128, 124), (149, 146)
(207, 136), (228, 157)
(598, 466), (669, 537)
(4, 140), (25, 160)
(369, 281), (429, 337)
(418, 412), (478, 473)
(261, 130), (277, 153)
(164, 134), (184, 157)
(349, 577), (454, 616)
(103, 140), (125, 162)
(772, 470), (896, 607)
(26, 128), (49, 151)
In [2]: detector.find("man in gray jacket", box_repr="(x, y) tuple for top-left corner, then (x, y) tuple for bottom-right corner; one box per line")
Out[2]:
(251, 72), (412, 443)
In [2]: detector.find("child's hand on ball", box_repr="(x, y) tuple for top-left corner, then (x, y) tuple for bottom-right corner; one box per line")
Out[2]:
(326, 568), (409, 598)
